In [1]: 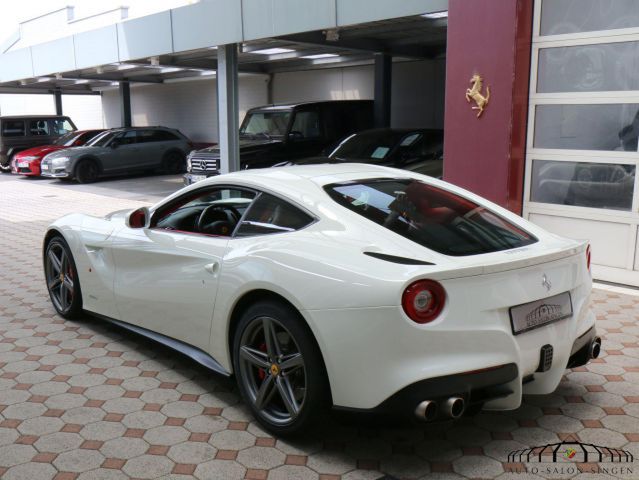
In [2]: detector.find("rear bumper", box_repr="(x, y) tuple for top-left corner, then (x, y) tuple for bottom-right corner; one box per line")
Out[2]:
(304, 287), (596, 411)
(334, 363), (519, 418)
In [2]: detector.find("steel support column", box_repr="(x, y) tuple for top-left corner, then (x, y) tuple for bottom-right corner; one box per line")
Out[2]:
(119, 81), (132, 128)
(217, 43), (240, 173)
(53, 89), (63, 115)
(374, 53), (392, 128)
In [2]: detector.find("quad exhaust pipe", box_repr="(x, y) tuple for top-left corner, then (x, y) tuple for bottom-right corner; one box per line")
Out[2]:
(414, 400), (437, 421)
(589, 337), (602, 360)
(443, 396), (465, 419)
(414, 396), (465, 421)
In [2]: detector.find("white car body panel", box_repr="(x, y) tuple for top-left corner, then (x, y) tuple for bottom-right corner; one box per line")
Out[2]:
(45, 164), (594, 411)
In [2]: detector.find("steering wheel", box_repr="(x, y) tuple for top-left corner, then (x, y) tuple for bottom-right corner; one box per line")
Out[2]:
(196, 205), (240, 236)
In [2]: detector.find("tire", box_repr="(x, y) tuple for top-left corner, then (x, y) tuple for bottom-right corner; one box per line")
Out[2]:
(232, 300), (329, 436)
(75, 159), (99, 184)
(44, 236), (83, 319)
(162, 151), (185, 174)
(0, 154), (13, 173)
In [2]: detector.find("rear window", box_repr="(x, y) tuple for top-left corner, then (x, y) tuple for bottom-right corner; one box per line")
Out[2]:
(324, 178), (537, 256)
(2, 120), (25, 137)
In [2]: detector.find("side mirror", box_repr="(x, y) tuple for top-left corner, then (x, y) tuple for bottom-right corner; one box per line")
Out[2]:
(126, 207), (149, 229)
(110, 140), (119, 149)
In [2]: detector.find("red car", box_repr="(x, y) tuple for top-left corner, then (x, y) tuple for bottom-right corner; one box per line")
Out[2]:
(12, 129), (105, 176)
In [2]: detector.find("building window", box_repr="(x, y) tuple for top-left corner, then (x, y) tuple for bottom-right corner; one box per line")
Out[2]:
(530, 160), (635, 211)
(540, 0), (639, 36)
(534, 104), (639, 152)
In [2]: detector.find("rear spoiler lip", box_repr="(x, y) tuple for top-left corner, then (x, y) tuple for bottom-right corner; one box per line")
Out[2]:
(422, 241), (588, 281)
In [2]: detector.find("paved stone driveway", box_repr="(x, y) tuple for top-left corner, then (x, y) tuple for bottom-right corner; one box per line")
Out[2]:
(1, 175), (638, 480)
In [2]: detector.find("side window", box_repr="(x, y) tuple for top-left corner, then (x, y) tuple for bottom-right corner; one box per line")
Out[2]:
(289, 109), (321, 139)
(235, 193), (314, 237)
(155, 130), (180, 141)
(153, 188), (255, 236)
(118, 130), (137, 146)
(134, 130), (157, 144)
(1, 120), (25, 137)
(29, 120), (50, 136)
(50, 119), (74, 135)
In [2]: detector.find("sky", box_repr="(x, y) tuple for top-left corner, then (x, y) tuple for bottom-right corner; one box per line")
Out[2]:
(0, 0), (194, 44)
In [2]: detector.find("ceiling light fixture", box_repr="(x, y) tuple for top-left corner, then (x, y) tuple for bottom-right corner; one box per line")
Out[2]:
(251, 48), (294, 55)
(421, 11), (448, 19)
(302, 53), (339, 59)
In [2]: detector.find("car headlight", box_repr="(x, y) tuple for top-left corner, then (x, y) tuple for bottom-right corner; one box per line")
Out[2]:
(18, 155), (39, 162)
(51, 157), (70, 168)
(186, 150), (197, 170)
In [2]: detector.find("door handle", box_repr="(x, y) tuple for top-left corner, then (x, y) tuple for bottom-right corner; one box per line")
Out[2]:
(204, 262), (219, 274)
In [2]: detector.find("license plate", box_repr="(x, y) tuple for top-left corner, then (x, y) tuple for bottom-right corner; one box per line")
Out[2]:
(509, 292), (572, 335)
(41, 164), (49, 170)
(190, 175), (207, 183)
(17, 161), (29, 168)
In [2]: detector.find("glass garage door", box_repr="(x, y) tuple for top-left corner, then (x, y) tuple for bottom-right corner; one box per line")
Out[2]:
(524, 0), (639, 286)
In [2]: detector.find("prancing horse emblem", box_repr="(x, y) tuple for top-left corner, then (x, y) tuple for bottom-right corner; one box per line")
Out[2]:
(542, 274), (552, 292)
(465, 74), (490, 118)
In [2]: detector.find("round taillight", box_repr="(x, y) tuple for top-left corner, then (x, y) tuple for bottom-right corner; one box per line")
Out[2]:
(402, 279), (446, 324)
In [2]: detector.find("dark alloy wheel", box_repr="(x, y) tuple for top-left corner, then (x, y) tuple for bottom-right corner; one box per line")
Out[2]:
(44, 237), (82, 319)
(162, 151), (185, 174)
(75, 160), (99, 184)
(233, 301), (328, 435)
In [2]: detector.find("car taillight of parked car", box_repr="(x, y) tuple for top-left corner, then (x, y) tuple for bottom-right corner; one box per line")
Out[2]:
(402, 279), (446, 324)
(586, 244), (592, 274)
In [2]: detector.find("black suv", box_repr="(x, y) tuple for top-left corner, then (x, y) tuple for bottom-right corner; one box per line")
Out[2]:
(183, 100), (374, 185)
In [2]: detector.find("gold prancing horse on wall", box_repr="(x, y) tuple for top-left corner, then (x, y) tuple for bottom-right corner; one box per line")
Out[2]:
(465, 74), (490, 118)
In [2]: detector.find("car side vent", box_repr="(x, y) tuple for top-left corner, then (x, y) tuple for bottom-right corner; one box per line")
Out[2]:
(363, 252), (434, 266)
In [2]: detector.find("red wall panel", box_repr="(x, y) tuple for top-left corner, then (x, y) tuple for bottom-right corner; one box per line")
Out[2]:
(443, 0), (534, 214)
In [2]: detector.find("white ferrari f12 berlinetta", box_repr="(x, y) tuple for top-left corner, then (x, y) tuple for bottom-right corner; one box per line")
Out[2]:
(43, 164), (599, 435)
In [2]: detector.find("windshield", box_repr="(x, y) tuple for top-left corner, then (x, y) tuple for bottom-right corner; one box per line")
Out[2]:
(330, 131), (422, 160)
(88, 131), (118, 147)
(53, 131), (80, 146)
(240, 111), (291, 137)
(325, 178), (537, 256)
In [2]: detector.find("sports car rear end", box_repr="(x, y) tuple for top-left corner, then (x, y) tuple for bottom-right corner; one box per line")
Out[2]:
(309, 174), (597, 420)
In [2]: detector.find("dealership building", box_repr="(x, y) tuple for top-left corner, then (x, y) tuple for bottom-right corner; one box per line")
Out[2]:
(0, 0), (635, 286)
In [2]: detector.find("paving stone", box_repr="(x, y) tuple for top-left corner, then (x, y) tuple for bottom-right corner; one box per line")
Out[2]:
(167, 441), (217, 464)
(61, 406), (105, 424)
(123, 454), (175, 478)
(102, 397), (144, 414)
(100, 437), (150, 459)
(34, 432), (84, 453)
(267, 465), (319, 480)
(2, 402), (47, 420)
(236, 446), (286, 469)
(161, 401), (204, 419)
(143, 425), (190, 446)
(183, 414), (228, 433)
(79, 421), (126, 441)
(2, 462), (57, 480)
(0, 427), (19, 447)
(194, 459), (246, 480)
(122, 410), (167, 429)
(0, 444), (36, 467)
(17, 416), (63, 436)
(53, 449), (105, 472)
(453, 455), (504, 478)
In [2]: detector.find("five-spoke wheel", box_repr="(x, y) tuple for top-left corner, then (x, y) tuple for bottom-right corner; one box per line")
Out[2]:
(233, 301), (328, 435)
(44, 237), (82, 318)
